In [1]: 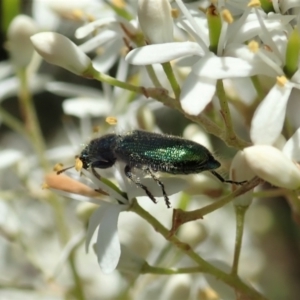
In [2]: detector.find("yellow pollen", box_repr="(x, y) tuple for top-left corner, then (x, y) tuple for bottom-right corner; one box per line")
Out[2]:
(248, 40), (259, 53)
(120, 45), (129, 57)
(93, 125), (101, 133)
(71, 9), (84, 20)
(106, 116), (118, 125)
(222, 9), (233, 24)
(53, 163), (64, 172)
(112, 0), (126, 8)
(87, 14), (95, 22)
(42, 183), (49, 189)
(276, 76), (288, 87)
(172, 9), (180, 19)
(248, 0), (261, 8)
(75, 157), (83, 172)
(96, 47), (105, 56)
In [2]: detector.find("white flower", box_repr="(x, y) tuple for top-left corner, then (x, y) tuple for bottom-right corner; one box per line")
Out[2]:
(31, 32), (92, 75)
(280, 0), (300, 13)
(48, 163), (187, 273)
(250, 76), (296, 145)
(126, 2), (289, 115)
(32, 0), (107, 30)
(75, 17), (137, 73)
(243, 10), (300, 145)
(0, 149), (23, 169)
(86, 201), (128, 273)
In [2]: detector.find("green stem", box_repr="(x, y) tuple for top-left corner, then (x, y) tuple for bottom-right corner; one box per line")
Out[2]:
(142, 263), (203, 275)
(146, 87), (250, 149)
(145, 65), (163, 88)
(0, 106), (29, 137)
(162, 62), (181, 99)
(216, 80), (236, 143)
(91, 68), (145, 94)
(286, 191), (300, 225)
(231, 205), (248, 275)
(18, 68), (48, 170)
(69, 252), (86, 300)
(90, 68), (250, 149)
(250, 76), (264, 100)
(17, 69), (85, 300)
(253, 189), (287, 199)
(170, 177), (261, 233)
(130, 200), (268, 300)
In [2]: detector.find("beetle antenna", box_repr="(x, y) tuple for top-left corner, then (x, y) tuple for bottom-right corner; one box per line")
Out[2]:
(56, 165), (74, 175)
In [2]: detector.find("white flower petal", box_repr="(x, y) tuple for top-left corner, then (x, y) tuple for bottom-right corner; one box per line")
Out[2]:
(46, 81), (103, 98)
(32, 0), (59, 30)
(224, 44), (278, 77)
(180, 72), (216, 115)
(92, 39), (122, 73)
(0, 149), (23, 169)
(0, 61), (13, 80)
(280, 0), (300, 13)
(79, 30), (119, 53)
(75, 17), (118, 38)
(0, 75), (51, 102)
(126, 42), (203, 65)
(97, 204), (126, 273)
(192, 53), (258, 79)
(85, 204), (110, 253)
(291, 68), (300, 84)
(244, 145), (300, 189)
(62, 97), (111, 118)
(81, 169), (128, 204)
(283, 127), (300, 161)
(250, 83), (292, 145)
(229, 78), (257, 105)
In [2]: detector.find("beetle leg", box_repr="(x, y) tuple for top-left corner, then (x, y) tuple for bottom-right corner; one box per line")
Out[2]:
(91, 165), (102, 180)
(124, 165), (157, 204)
(146, 168), (171, 208)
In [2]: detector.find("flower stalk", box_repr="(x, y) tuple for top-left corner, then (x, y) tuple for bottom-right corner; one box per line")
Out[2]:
(231, 205), (248, 275)
(130, 200), (268, 300)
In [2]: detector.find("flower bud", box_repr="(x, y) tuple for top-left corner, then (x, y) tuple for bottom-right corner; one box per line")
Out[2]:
(244, 145), (300, 189)
(138, 0), (173, 44)
(31, 32), (92, 75)
(7, 15), (38, 68)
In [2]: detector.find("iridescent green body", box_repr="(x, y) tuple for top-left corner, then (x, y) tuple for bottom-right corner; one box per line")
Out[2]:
(79, 130), (245, 208)
(114, 130), (220, 174)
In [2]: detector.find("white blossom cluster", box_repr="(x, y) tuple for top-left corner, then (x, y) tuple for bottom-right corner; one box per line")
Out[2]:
(1, 0), (300, 299)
